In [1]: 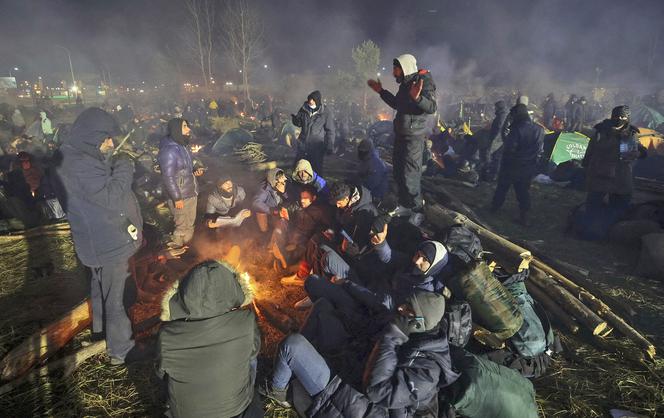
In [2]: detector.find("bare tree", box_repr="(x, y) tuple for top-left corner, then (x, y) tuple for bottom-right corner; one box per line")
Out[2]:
(352, 40), (380, 112)
(182, 0), (217, 89)
(221, 0), (264, 103)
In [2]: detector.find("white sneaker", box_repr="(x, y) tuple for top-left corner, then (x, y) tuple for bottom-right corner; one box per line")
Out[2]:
(390, 205), (413, 217)
(294, 296), (312, 310)
(280, 274), (305, 287)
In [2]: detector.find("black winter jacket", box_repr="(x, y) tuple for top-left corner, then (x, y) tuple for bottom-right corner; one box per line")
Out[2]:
(292, 104), (335, 147)
(337, 186), (377, 251)
(379, 71), (437, 136)
(307, 325), (459, 418)
(499, 115), (544, 181)
(57, 108), (143, 266)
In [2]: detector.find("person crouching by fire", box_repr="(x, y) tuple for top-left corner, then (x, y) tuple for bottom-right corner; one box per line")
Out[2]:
(252, 168), (290, 238)
(158, 261), (263, 418)
(205, 174), (251, 231)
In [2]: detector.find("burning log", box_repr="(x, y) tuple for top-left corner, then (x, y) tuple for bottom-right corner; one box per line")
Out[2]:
(0, 299), (92, 382)
(253, 299), (297, 334)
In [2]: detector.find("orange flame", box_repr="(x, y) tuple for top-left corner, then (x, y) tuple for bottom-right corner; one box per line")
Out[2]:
(377, 112), (391, 121)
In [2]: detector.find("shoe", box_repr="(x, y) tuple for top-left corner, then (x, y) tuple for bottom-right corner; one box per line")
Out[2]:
(259, 383), (291, 407)
(408, 212), (425, 227)
(167, 246), (187, 257)
(280, 274), (305, 287)
(124, 342), (156, 365)
(166, 241), (182, 249)
(294, 296), (312, 310)
(108, 357), (125, 366)
(515, 214), (530, 227)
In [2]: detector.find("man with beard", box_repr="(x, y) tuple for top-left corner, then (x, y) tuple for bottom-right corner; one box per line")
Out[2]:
(57, 108), (143, 365)
(490, 104), (544, 226)
(158, 118), (205, 252)
(368, 54), (437, 226)
(582, 105), (644, 212)
(291, 90), (335, 176)
(205, 174), (251, 229)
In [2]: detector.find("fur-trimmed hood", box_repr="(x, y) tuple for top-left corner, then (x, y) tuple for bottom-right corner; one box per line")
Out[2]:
(160, 260), (254, 322)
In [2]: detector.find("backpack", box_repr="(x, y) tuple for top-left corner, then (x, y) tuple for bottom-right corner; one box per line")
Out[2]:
(445, 300), (473, 348)
(441, 225), (483, 264)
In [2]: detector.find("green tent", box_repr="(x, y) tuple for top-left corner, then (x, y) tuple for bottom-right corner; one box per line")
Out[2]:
(633, 105), (664, 130)
(211, 128), (253, 154)
(549, 131), (590, 165)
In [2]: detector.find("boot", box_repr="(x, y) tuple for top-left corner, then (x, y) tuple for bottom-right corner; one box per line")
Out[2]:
(259, 384), (291, 407)
(280, 273), (305, 287)
(516, 211), (530, 227)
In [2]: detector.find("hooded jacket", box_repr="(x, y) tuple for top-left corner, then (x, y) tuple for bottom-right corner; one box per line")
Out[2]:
(252, 168), (287, 214)
(499, 105), (544, 181)
(357, 140), (389, 199)
(292, 90), (336, 147)
(379, 54), (437, 136)
(56, 107), (143, 266)
(337, 185), (378, 251)
(307, 325), (459, 418)
(157, 119), (198, 201)
(293, 159), (328, 194)
(158, 261), (260, 418)
(583, 120), (641, 195)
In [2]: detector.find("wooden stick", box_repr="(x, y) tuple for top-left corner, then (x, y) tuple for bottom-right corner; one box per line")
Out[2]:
(425, 203), (656, 359)
(0, 299), (92, 382)
(528, 269), (608, 336)
(525, 281), (580, 334)
(0, 341), (105, 396)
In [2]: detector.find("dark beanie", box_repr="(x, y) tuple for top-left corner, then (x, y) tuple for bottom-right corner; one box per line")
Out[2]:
(358, 138), (374, 161)
(328, 182), (351, 202)
(406, 290), (446, 333)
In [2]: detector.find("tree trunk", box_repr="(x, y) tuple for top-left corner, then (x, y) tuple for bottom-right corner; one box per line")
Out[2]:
(525, 281), (580, 334)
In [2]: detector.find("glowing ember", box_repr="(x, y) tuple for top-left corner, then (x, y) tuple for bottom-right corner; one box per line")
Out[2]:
(377, 112), (391, 121)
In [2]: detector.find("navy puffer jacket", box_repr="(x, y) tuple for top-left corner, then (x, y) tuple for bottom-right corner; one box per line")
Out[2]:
(157, 135), (198, 201)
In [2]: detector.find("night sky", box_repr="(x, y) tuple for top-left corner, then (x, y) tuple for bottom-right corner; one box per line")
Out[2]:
(0, 0), (663, 91)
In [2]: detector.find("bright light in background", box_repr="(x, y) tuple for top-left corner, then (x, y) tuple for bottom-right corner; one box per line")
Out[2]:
(70, 85), (79, 93)
(263, 64), (268, 69)
(377, 72), (381, 77)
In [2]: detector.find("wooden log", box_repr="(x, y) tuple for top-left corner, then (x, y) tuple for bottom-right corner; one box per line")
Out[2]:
(0, 299), (92, 382)
(253, 299), (297, 334)
(525, 281), (580, 334)
(425, 203), (656, 359)
(0, 341), (105, 396)
(472, 323), (506, 349)
(528, 269), (608, 336)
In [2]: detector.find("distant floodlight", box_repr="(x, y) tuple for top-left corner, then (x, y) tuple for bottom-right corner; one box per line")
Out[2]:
(13, 67), (19, 71)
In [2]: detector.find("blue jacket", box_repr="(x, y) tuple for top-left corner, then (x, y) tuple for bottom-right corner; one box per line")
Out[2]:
(359, 149), (389, 199)
(57, 108), (143, 267)
(252, 182), (284, 214)
(157, 136), (198, 201)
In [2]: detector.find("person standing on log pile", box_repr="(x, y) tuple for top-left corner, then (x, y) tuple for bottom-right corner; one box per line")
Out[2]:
(157, 118), (205, 254)
(582, 105), (646, 213)
(490, 104), (544, 226)
(56, 107), (143, 365)
(291, 90), (335, 176)
(368, 54), (437, 226)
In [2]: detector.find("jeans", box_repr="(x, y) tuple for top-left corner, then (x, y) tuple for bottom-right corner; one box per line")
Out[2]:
(304, 275), (362, 315)
(272, 333), (331, 396)
(90, 258), (135, 360)
(168, 196), (197, 246)
(393, 134), (424, 210)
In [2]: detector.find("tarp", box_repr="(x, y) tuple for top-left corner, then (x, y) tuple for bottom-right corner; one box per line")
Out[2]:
(632, 105), (664, 130)
(367, 120), (394, 148)
(210, 128), (253, 154)
(549, 131), (590, 165)
(279, 120), (300, 148)
(637, 127), (664, 156)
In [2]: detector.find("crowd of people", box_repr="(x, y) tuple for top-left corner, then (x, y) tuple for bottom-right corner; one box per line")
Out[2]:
(0, 50), (657, 418)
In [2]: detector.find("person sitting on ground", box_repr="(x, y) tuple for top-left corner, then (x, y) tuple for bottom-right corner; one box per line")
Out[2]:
(278, 186), (336, 284)
(252, 167), (289, 234)
(158, 261), (262, 418)
(206, 174), (251, 229)
(292, 158), (328, 198)
(328, 181), (378, 260)
(262, 290), (459, 417)
(357, 138), (389, 202)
